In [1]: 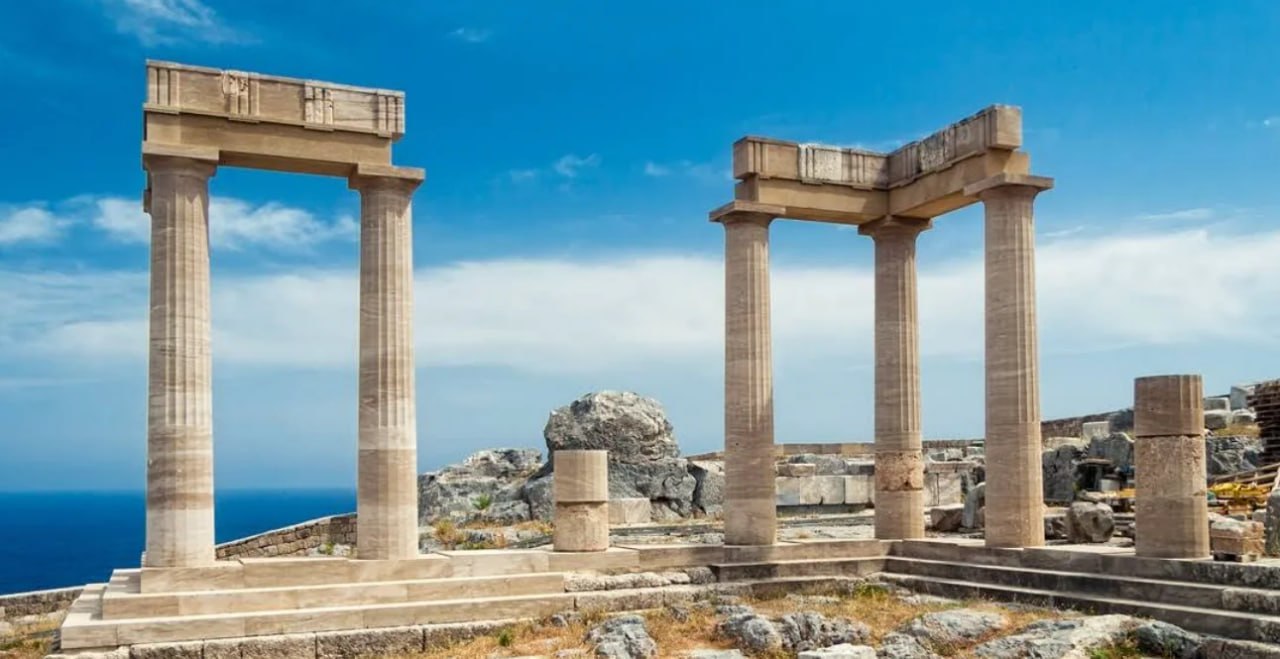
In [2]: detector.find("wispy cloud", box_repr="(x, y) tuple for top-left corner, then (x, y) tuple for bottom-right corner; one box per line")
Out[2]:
(7, 224), (1280, 373)
(553, 154), (601, 179)
(449, 27), (493, 44)
(103, 0), (245, 46)
(92, 197), (355, 250)
(507, 169), (539, 183)
(642, 160), (731, 183)
(0, 205), (71, 246)
(1136, 207), (1216, 222)
(1042, 226), (1084, 239)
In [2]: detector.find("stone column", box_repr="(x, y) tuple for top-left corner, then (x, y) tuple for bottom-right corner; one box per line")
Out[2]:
(715, 203), (779, 546)
(967, 173), (1053, 548)
(350, 167), (423, 561)
(1134, 375), (1210, 559)
(143, 153), (218, 568)
(553, 450), (609, 552)
(859, 217), (932, 540)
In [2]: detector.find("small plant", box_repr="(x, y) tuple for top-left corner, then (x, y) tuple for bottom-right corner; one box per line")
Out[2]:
(852, 582), (890, 599)
(317, 542), (335, 555)
(495, 628), (514, 647)
(432, 519), (465, 550)
(1087, 637), (1143, 659)
(473, 493), (493, 511)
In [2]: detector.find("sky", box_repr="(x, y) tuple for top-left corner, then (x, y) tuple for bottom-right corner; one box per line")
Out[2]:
(0, 1), (1278, 491)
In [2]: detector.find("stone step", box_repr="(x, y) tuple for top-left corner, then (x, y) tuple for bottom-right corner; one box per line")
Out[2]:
(100, 568), (567, 619)
(880, 573), (1280, 643)
(884, 556), (1280, 615)
(722, 539), (889, 563)
(712, 557), (885, 581)
(61, 590), (583, 650)
(891, 539), (1280, 590)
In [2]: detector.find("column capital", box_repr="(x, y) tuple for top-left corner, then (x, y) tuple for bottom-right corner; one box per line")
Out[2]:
(348, 163), (425, 194)
(709, 200), (785, 227)
(964, 173), (1054, 200)
(858, 216), (932, 240)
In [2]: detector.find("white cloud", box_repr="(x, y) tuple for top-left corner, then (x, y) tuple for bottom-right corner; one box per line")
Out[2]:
(92, 196), (356, 250)
(0, 206), (70, 245)
(449, 27), (493, 44)
(104, 0), (243, 46)
(1137, 208), (1216, 222)
(642, 160), (731, 183)
(5, 226), (1280, 374)
(643, 162), (671, 177)
(507, 169), (539, 183)
(553, 154), (601, 179)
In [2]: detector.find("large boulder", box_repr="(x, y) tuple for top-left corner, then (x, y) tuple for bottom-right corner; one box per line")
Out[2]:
(718, 610), (783, 653)
(1087, 432), (1134, 473)
(544, 391), (678, 462)
(1042, 441), (1087, 504)
(1066, 501), (1115, 543)
(689, 460), (725, 516)
(609, 460), (698, 520)
(1134, 621), (1201, 659)
(1207, 435), (1262, 477)
(776, 612), (868, 652)
(417, 449), (541, 523)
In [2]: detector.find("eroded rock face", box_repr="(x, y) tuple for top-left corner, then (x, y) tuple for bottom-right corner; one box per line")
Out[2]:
(717, 610), (783, 653)
(902, 609), (1007, 649)
(417, 448), (542, 523)
(1087, 432), (1134, 473)
(972, 615), (1138, 658)
(1134, 621), (1201, 659)
(776, 612), (869, 652)
(1042, 441), (1087, 504)
(610, 460), (698, 520)
(586, 614), (658, 659)
(545, 391), (678, 462)
(689, 460), (726, 516)
(1207, 435), (1262, 477)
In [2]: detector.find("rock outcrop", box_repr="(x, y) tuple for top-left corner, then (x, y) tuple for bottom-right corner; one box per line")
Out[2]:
(417, 449), (541, 524)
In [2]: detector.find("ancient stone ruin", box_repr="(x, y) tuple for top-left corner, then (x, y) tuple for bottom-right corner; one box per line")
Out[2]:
(45, 61), (1280, 658)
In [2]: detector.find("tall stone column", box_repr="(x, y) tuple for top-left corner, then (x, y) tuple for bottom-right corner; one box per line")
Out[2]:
(350, 167), (424, 561)
(1134, 375), (1210, 559)
(967, 173), (1053, 548)
(859, 217), (932, 540)
(143, 153), (218, 568)
(717, 204), (778, 546)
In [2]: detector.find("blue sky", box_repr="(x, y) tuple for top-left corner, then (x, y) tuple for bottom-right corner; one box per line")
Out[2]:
(1, 1), (1278, 490)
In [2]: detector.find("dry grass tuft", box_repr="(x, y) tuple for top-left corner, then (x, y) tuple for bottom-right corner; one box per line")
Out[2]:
(1217, 423), (1261, 438)
(0, 618), (61, 659)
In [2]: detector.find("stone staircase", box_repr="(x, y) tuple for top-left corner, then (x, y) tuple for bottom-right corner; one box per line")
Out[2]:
(882, 540), (1280, 644)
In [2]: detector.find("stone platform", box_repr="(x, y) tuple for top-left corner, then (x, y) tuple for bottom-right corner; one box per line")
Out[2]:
(57, 540), (889, 653)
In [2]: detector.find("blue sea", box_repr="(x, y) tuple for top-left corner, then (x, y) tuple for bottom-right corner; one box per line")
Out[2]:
(0, 489), (355, 595)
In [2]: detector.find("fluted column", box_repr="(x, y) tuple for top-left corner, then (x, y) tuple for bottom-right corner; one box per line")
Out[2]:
(144, 153), (218, 568)
(350, 167), (423, 560)
(970, 174), (1053, 548)
(719, 208), (777, 546)
(1134, 374), (1210, 558)
(859, 217), (931, 540)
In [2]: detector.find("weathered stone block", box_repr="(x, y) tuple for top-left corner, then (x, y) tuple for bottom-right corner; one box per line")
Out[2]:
(608, 498), (651, 526)
(131, 641), (202, 659)
(316, 626), (424, 658)
(1081, 421), (1110, 441)
(777, 463), (817, 477)
(844, 475), (875, 505)
(776, 476), (844, 506)
(240, 633), (316, 659)
(1204, 396), (1231, 412)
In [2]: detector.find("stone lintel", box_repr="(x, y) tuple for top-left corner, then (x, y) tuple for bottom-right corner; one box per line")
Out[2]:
(962, 172), (1055, 197)
(888, 150), (1032, 219)
(145, 60), (406, 138)
(732, 178), (887, 224)
(141, 142), (220, 167)
(708, 200), (785, 224)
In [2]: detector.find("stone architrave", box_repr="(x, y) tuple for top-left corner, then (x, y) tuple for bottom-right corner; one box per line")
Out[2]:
(859, 216), (932, 540)
(713, 202), (783, 546)
(554, 450), (609, 551)
(143, 151), (219, 568)
(967, 173), (1054, 548)
(351, 165), (424, 561)
(1134, 375), (1210, 559)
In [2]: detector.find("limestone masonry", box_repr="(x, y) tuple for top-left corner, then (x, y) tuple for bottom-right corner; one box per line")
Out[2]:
(43, 60), (1280, 658)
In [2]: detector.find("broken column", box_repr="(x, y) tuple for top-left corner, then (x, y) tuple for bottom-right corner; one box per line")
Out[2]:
(859, 216), (931, 540)
(554, 450), (609, 552)
(1134, 374), (1210, 559)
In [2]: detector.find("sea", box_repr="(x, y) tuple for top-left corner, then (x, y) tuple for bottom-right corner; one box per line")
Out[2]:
(0, 489), (355, 595)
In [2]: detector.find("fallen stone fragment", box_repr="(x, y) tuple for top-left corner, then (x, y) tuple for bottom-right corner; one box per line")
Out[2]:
(798, 643), (877, 658)
(586, 614), (659, 659)
(902, 609), (1007, 649)
(1134, 620), (1201, 659)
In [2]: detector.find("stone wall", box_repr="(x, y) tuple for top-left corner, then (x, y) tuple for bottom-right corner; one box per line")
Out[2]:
(214, 513), (357, 560)
(0, 586), (82, 622)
